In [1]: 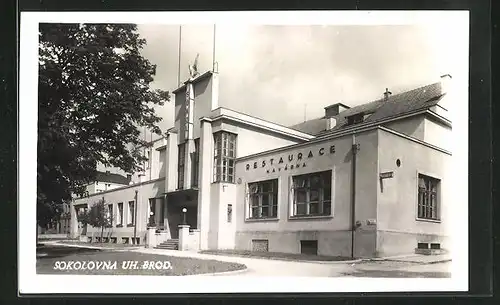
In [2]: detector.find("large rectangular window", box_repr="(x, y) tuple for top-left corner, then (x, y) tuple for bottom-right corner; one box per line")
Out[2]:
(191, 139), (200, 187)
(117, 202), (123, 226)
(148, 198), (156, 226)
(107, 204), (113, 227)
(291, 171), (332, 217)
(213, 132), (236, 183)
(144, 149), (150, 170)
(177, 143), (186, 189)
(128, 201), (135, 225)
(417, 174), (440, 220)
(247, 179), (278, 219)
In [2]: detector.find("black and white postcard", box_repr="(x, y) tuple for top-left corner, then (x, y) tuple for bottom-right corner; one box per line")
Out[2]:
(19, 11), (469, 294)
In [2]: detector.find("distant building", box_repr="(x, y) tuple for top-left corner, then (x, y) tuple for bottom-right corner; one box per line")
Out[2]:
(59, 171), (130, 236)
(70, 71), (452, 258)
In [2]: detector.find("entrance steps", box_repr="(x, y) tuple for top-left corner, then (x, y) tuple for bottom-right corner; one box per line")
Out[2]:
(155, 239), (179, 250)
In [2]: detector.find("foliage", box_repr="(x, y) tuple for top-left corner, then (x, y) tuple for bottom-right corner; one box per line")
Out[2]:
(87, 199), (113, 229)
(79, 199), (113, 240)
(37, 23), (169, 228)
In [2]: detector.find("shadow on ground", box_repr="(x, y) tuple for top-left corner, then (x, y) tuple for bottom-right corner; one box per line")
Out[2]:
(37, 244), (102, 259)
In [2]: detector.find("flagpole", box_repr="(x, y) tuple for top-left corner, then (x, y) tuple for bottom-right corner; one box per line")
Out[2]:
(177, 25), (182, 86)
(212, 24), (216, 72)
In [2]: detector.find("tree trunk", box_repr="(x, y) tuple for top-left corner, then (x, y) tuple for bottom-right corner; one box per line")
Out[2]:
(36, 221), (39, 246)
(101, 226), (104, 242)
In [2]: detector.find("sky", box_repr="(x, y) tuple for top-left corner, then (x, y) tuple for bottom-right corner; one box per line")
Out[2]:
(136, 22), (467, 139)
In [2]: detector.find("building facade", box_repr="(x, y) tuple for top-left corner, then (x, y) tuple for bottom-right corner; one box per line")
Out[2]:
(70, 71), (452, 258)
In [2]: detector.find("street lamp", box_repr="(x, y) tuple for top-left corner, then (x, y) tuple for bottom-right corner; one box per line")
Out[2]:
(182, 207), (187, 225)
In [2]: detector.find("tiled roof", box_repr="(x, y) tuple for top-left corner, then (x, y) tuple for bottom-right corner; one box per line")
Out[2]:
(95, 171), (130, 185)
(290, 82), (445, 136)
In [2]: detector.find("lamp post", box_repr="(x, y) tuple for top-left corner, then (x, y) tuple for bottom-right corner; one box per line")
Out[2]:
(148, 211), (154, 227)
(182, 207), (187, 225)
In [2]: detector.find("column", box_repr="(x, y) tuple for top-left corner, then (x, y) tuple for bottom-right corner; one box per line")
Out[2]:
(178, 225), (190, 251)
(70, 203), (79, 239)
(197, 118), (213, 250)
(211, 72), (219, 111)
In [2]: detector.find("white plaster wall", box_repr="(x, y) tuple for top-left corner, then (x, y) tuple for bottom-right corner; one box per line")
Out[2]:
(383, 115), (425, 141)
(71, 179), (166, 243)
(424, 117), (452, 152)
(233, 130), (380, 257)
(376, 129), (451, 255)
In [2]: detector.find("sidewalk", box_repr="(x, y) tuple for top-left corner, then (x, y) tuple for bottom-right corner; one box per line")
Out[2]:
(369, 253), (452, 264)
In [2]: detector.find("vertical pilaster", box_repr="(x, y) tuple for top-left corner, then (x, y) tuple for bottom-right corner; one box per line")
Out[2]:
(211, 72), (219, 111)
(197, 118), (213, 250)
(70, 202), (79, 238)
(165, 131), (178, 192)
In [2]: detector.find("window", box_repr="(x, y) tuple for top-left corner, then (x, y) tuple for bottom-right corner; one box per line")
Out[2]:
(117, 203), (123, 226)
(191, 139), (200, 187)
(247, 179), (278, 219)
(346, 113), (364, 125)
(144, 150), (150, 169)
(291, 171), (332, 217)
(252, 239), (269, 252)
(148, 198), (156, 226)
(214, 132), (237, 183)
(107, 204), (113, 226)
(300, 240), (318, 255)
(227, 204), (233, 223)
(417, 174), (440, 220)
(128, 201), (135, 225)
(177, 143), (186, 189)
(159, 149), (166, 178)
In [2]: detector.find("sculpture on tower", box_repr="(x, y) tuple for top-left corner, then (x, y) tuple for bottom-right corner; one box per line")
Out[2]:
(188, 53), (200, 79)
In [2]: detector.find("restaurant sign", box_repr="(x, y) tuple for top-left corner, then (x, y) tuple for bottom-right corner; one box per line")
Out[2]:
(245, 145), (336, 174)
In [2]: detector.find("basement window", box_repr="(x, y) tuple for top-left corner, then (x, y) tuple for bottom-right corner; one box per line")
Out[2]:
(252, 239), (269, 252)
(300, 240), (318, 255)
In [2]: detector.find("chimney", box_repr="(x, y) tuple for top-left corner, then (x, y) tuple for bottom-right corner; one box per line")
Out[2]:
(326, 117), (337, 130)
(383, 88), (392, 101)
(324, 103), (350, 117)
(324, 103), (349, 130)
(440, 74), (452, 95)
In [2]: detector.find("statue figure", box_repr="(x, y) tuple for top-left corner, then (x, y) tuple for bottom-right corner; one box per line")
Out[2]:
(188, 53), (200, 79)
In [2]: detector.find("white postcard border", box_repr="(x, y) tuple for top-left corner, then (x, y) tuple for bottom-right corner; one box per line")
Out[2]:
(19, 10), (469, 294)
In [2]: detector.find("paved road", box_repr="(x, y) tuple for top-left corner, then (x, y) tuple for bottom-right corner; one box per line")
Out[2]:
(134, 248), (354, 277)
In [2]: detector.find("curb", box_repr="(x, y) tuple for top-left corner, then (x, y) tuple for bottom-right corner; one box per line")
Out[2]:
(186, 266), (250, 277)
(186, 252), (364, 265)
(139, 248), (363, 265)
(366, 257), (452, 265)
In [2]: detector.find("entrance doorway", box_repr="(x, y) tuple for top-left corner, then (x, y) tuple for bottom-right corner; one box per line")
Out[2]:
(164, 190), (198, 239)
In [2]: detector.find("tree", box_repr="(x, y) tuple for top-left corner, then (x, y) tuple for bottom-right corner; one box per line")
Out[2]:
(79, 199), (113, 242)
(37, 23), (169, 228)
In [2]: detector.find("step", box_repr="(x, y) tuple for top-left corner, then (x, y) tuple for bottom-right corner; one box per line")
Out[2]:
(160, 242), (179, 246)
(157, 245), (178, 248)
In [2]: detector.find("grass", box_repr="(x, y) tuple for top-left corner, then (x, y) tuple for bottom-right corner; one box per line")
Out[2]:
(37, 245), (246, 276)
(199, 249), (353, 262)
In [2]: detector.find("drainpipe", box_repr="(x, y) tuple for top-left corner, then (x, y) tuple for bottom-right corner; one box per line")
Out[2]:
(351, 134), (360, 259)
(134, 190), (138, 242)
